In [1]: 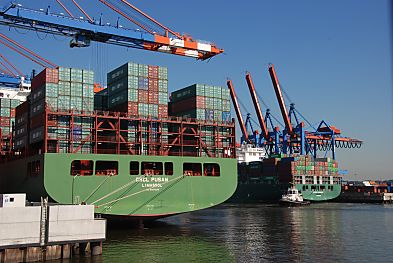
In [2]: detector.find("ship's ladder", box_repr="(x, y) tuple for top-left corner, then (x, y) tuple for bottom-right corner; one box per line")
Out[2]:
(39, 197), (49, 247)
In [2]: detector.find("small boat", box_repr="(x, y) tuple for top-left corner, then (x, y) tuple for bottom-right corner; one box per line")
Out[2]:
(279, 187), (310, 206)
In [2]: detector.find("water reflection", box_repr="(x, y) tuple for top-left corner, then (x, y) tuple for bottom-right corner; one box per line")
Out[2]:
(103, 221), (235, 263)
(66, 203), (393, 263)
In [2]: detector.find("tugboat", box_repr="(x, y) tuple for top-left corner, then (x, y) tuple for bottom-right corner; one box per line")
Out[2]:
(279, 187), (310, 206)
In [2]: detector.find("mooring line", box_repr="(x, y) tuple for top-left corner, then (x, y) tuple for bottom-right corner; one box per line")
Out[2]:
(96, 174), (185, 209)
(91, 178), (138, 205)
(83, 176), (112, 203)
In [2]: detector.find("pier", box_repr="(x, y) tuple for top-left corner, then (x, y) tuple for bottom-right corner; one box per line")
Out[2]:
(0, 194), (106, 262)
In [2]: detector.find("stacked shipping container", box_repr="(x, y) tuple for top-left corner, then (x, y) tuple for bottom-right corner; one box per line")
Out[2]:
(94, 88), (108, 111)
(12, 64), (236, 157)
(107, 62), (168, 118)
(26, 67), (95, 153)
(0, 98), (19, 136)
(169, 84), (231, 122)
(14, 101), (29, 150)
(0, 97), (20, 152)
(106, 62), (169, 152)
(278, 155), (339, 183)
(238, 154), (340, 184)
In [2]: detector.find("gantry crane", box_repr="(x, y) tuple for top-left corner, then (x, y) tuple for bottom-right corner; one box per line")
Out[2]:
(245, 72), (281, 154)
(227, 79), (249, 143)
(0, 34), (58, 88)
(0, 1), (223, 60)
(268, 64), (362, 159)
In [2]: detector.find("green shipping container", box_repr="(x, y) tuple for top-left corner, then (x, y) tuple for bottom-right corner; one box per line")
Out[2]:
(171, 84), (205, 102)
(148, 104), (158, 117)
(158, 92), (168, 105)
(70, 68), (83, 83)
(158, 67), (168, 80)
(82, 70), (94, 84)
(158, 79), (168, 92)
(82, 84), (94, 98)
(58, 96), (71, 110)
(70, 83), (83, 97)
(213, 86), (222, 98)
(0, 98), (11, 108)
(59, 67), (71, 81)
(58, 81), (71, 96)
(0, 107), (10, 117)
(138, 103), (149, 116)
(10, 99), (20, 108)
(70, 97), (82, 111)
(221, 88), (230, 100)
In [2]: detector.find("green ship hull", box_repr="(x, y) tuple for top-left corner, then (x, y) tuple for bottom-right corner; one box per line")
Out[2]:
(1, 153), (237, 218)
(294, 183), (341, 201)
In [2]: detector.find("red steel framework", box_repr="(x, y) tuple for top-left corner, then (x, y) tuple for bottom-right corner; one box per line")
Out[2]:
(20, 107), (236, 159)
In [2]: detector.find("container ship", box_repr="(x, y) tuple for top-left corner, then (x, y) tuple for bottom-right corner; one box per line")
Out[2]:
(335, 180), (393, 203)
(228, 144), (341, 203)
(226, 65), (362, 203)
(0, 62), (238, 220)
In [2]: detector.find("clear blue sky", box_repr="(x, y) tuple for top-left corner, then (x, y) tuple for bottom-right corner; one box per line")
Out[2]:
(0, 0), (391, 180)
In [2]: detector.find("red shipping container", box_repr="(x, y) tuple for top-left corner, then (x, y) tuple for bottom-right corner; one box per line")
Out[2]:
(148, 92), (159, 104)
(30, 114), (45, 129)
(138, 90), (149, 103)
(110, 102), (138, 115)
(148, 66), (159, 78)
(148, 78), (158, 87)
(169, 96), (206, 113)
(31, 68), (59, 90)
(127, 102), (138, 114)
(149, 85), (159, 92)
(16, 101), (29, 116)
(158, 105), (168, 118)
(0, 117), (10, 126)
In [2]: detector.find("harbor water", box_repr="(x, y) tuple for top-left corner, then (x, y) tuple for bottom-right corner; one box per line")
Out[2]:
(82, 203), (393, 262)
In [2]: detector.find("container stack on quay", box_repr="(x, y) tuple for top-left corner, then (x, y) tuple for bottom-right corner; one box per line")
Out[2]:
(0, 98), (20, 152)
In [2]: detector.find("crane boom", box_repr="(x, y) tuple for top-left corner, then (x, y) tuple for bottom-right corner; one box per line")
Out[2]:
(245, 72), (269, 140)
(268, 64), (293, 134)
(0, 4), (223, 60)
(227, 80), (248, 142)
